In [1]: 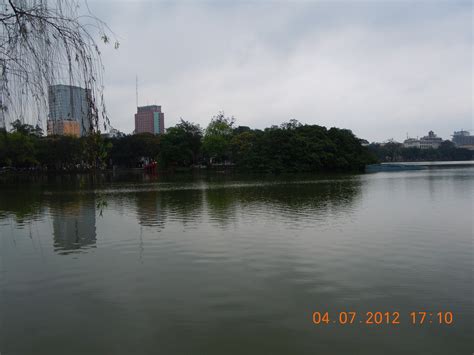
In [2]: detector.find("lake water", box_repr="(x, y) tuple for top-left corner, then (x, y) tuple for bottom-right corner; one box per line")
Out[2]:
(0, 167), (472, 354)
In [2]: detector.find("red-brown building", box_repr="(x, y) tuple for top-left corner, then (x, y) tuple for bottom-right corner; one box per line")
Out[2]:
(134, 105), (165, 134)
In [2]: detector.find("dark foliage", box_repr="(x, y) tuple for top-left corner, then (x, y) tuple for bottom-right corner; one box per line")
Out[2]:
(230, 122), (377, 172)
(0, 121), (111, 170)
(0, 118), (384, 173)
(369, 141), (473, 162)
(158, 119), (202, 167)
(107, 133), (160, 168)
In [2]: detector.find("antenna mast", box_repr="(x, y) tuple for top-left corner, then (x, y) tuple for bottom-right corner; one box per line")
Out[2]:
(136, 75), (138, 108)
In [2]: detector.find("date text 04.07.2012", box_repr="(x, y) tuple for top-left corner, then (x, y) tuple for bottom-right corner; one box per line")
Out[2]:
(311, 311), (454, 325)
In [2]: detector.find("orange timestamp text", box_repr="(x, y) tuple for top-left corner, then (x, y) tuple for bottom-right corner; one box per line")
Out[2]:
(312, 311), (454, 325)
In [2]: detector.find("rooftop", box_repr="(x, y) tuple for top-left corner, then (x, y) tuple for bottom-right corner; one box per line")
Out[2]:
(137, 105), (161, 113)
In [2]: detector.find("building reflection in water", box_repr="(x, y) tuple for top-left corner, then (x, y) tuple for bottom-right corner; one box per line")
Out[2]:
(50, 198), (97, 254)
(0, 175), (362, 252)
(134, 191), (165, 229)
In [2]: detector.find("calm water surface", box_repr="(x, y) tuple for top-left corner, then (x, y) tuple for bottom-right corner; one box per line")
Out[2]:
(0, 168), (472, 354)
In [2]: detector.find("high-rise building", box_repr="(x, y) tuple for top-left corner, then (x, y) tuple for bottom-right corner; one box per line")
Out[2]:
(134, 105), (165, 134)
(47, 119), (81, 137)
(452, 130), (474, 150)
(47, 84), (91, 137)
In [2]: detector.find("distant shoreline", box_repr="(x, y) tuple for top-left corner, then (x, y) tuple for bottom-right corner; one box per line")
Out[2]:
(1, 160), (473, 178)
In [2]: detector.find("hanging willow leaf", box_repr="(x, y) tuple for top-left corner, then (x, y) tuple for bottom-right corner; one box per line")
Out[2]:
(0, 0), (118, 138)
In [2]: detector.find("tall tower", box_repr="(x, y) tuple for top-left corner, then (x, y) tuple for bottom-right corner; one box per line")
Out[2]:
(134, 105), (165, 134)
(48, 84), (91, 136)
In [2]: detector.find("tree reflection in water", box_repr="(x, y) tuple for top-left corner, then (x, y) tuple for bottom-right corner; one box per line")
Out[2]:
(0, 173), (362, 252)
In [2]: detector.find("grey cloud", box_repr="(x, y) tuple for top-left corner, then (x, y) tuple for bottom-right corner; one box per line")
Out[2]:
(93, 0), (472, 142)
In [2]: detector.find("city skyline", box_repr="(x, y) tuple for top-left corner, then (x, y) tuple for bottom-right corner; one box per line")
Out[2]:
(86, 0), (471, 143)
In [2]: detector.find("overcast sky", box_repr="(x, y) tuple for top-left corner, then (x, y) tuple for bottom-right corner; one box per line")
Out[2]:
(90, 0), (472, 142)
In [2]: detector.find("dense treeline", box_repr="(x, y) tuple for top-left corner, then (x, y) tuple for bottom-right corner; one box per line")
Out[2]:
(110, 113), (377, 172)
(1, 114), (378, 172)
(227, 120), (376, 172)
(368, 141), (473, 162)
(0, 120), (110, 170)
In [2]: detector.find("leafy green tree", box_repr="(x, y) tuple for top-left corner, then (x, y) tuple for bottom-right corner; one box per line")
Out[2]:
(36, 136), (83, 170)
(233, 126), (251, 135)
(83, 133), (112, 169)
(369, 141), (403, 162)
(2, 132), (37, 167)
(231, 130), (264, 170)
(202, 112), (235, 164)
(108, 133), (160, 167)
(280, 118), (302, 130)
(158, 119), (202, 168)
(10, 119), (43, 136)
(230, 121), (376, 173)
